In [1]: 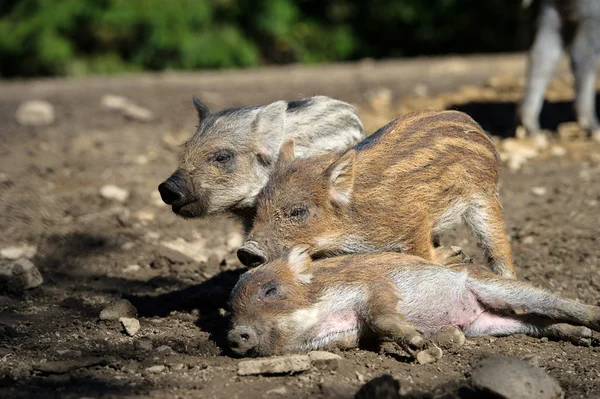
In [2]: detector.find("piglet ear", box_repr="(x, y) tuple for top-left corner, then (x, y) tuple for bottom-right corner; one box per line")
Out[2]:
(275, 138), (295, 170)
(255, 101), (287, 165)
(287, 246), (311, 275)
(326, 150), (356, 207)
(192, 97), (211, 121)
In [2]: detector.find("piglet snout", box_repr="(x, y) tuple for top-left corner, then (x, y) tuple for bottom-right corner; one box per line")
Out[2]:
(237, 242), (267, 267)
(228, 326), (258, 356)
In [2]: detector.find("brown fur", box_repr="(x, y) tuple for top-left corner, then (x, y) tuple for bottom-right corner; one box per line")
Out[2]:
(243, 110), (515, 278)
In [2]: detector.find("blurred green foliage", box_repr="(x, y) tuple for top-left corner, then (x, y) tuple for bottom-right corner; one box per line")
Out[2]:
(0, 0), (531, 77)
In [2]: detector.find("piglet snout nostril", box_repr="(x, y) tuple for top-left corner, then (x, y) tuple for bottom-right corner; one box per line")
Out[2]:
(237, 245), (267, 267)
(158, 175), (185, 205)
(228, 326), (258, 356)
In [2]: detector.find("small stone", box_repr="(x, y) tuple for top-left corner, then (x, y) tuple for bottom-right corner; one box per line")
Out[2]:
(540, 337), (549, 343)
(226, 232), (244, 251)
(531, 187), (547, 196)
(550, 146), (567, 157)
(99, 299), (137, 320)
(430, 326), (466, 350)
(119, 317), (140, 336)
(355, 370), (366, 383)
(265, 386), (288, 396)
(355, 375), (401, 399)
(0, 259), (43, 293)
(101, 95), (128, 110)
(1, 245), (37, 260)
(416, 346), (443, 365)
(123, 103), (154, 122)
(522, 236), (534, 245)
(470, 355), (564, 399)
(123, 264), (141, 273)
(134, 339), (153, 351)
(160, 237), (208, 263)
(99, 185), (129, 203)
(171, 363), (185, 371)
(237, 355), (311, 376)
(155, 345), (175, 355)
(308, 351), (342, 370)
(33, 357), (106, 374)
(135, 210), (155, 221)
(522, 354), (542, 367)
(145, 365), (165, 373)
(16, 100), (55, 126)
(558, 122), (585, 140)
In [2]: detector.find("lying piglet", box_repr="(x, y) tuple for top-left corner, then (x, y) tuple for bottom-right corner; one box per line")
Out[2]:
(228, 248), (598, 359)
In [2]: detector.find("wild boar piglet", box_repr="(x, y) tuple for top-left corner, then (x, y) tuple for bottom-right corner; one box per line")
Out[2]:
(158, 96), (363, 230)
(228, 248), (599, 358)
(239, 110), (515, 278)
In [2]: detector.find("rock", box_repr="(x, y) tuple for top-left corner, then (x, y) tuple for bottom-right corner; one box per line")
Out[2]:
(237, 355), (311, 376)
(101, 94), (153, 122)
(416, 346), (443, 365)
(123, 103), (154, 122)
(119, 317), (140, 336)
(134, 210), (155, 221)
(355, 375), (401, 399)
(134, 339), (153, 351)
(155, 345), (175, 356)
(101, 94), (128, 110)
(160, 237), (208, 263)
(99, 185), (129, 203)
(1, 245), (37, 260)
(265, 386), (288, 396)
(145, 365), (165, 373)
(522, 236), (535, 245)
(558, 122), (584, 140)
(0, 259), (44, 293)
(122, 264), (141, 273)
(32, 357), (106, 374)
(470, 355), (564, 399)
(99, 299), (137, 320)
(531, 187), (547, 196)
(15, 100), (55, 126)
(226, 231), (244, 251)
(308, 351), (342, 370)
(430, 326), (466, 351)
(550, 146), (567, 157)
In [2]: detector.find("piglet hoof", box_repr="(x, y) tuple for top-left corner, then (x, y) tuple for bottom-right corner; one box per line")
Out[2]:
(430, 326), (466, 351)
(433, 246), (472, 266)
(549, 324), (593, 347)
(416, 346), (443, 365)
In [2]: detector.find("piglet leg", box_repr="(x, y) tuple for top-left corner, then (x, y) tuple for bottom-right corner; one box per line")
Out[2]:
(465, 312), (593, 346)
(370, 314), (443, 363)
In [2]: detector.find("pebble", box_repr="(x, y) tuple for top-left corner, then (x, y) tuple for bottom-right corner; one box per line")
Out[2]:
(32, 357), (106, 374)
(238, 355), (311, 376)
(160, 237), (208, 263)
(0, 259), (44, 294)
(122, 264), (141, 273)
(119, 317), (140, 336)
(134, 339), (153, 351)
(531, 187), (547, 196)
(15, 100), (55, 126)
(99, 185), (129, 203)
(430, 326), (466, 351)
(145, 365), (165, 374)
(99, 299), (137, 320)
(101, 94), (154, 122)
(226, 232), (244, 251)
(265, 386), (288, 396)
(416, 346), (443, 365)
(308, 351), (342, 370)
(470, 355), (564, 399)
(522, 236), (535, 245)
(1, 245), (37, 260)
(550, 146), (567, 157)
(355, 374), (401, 399)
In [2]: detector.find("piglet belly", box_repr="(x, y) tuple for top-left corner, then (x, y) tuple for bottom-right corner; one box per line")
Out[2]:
(399, 291), (485, 335)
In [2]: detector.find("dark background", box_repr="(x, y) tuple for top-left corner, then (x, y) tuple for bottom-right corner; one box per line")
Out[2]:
(0, 0), (535, 78)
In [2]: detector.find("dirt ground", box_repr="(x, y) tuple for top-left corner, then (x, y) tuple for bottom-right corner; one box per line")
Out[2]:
(0, 54), (599, 399)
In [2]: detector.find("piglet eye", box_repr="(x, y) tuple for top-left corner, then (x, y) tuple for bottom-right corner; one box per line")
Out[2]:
(214, 150), (234, 164)
(264, 287), (279, 297)
(289, 206), (308, 219)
